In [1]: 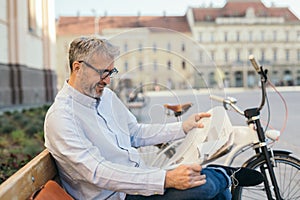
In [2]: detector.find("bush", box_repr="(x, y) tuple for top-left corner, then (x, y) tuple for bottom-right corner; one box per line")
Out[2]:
(11, 129), (26, 145)
(24, 120), (44, 136)
(0, 104), (49, 184)
(0, 123), (15, 134)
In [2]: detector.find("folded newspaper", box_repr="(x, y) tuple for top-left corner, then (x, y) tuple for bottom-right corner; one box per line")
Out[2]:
(162, 106), (233, 169)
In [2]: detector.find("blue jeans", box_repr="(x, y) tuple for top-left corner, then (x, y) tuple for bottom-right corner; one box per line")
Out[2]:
(125, 168), (231, 200)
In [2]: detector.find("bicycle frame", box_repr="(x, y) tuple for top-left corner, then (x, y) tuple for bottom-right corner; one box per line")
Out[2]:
(212, 56), (284, 199)
(222, 125), (258, 166)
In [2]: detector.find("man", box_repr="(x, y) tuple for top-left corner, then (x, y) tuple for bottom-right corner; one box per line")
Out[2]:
(44, 36), (263, 199)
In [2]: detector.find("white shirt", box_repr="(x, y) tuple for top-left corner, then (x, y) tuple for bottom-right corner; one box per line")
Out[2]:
(44, 81), (185, 199)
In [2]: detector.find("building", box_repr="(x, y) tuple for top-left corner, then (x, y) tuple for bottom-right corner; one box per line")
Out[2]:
(56, 0), (300, 94)
(56, 15), (197, 94)
(0, 0), (57, 108)
(187, 0), (300, 88)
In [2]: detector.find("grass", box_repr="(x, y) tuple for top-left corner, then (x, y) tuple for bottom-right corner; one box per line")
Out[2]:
(0, 105), (50, 184)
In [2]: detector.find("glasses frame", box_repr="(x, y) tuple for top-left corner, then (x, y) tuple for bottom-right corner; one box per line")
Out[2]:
(78, 60), (118, 80)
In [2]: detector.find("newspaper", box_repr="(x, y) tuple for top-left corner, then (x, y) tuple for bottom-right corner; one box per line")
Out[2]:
(162, 106), (233, 169)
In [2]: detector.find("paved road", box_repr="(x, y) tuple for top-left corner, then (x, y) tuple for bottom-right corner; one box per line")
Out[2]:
(130, 87), (300, 165)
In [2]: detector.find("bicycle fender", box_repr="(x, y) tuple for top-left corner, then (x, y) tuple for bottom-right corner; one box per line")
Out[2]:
(241, 149), (292, 167)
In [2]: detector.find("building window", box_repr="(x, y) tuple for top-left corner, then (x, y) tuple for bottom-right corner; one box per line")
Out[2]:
(236, 31), (240, 42)
(209, 72), (215, 87)
(199, 51), (203, 63)
(210, 32), (214, 42)
(235, 71), (243, 87)
(224, 32), (228, 42)
(261, 49), (265, 63)
(248, 49), (253, 56)
(285, 49), (290, 61)
(224, 50), (229, 62)
(153, 60), (157, 71)
(139, 61), (143, 71)
(167, 43), (171, 52)
(28, 0), (36, 32)
(124, 61), (128, 72)
(124, 43), (128, 52)
(181, 43), (185, 52)
(138, 43), (143, 52)
(199, 32), (202, 42)
(261, 31), (265, 42)
(273, 49), (277, 62)
(153, 43), (157, 52)
(249, 31), (253, 42)
(285, 31), (289, 42)
(236, 49), (241, 62)
(211, 51), (215, 61)
(297, 49), (300, 61)
(273, 30), (277, 42)
(297, 31), (300, 40)
(27, 0), (42, 36)
(182, 61), (186, 70)
(167, 60), (172, 70)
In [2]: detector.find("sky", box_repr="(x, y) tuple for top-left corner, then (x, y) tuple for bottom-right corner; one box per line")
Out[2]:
(55, 0), (300, 19)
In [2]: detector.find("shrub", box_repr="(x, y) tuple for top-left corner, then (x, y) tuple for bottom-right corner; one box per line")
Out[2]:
(24, 120), (44, 136)
(11, 129), (26, 145)
(0, 104), (50, 184)
(0, 123), (15, 134)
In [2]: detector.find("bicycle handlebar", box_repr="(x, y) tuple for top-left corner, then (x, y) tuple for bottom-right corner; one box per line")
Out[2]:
(209, 95), (244, 115)
(249, 55), (268, 111)
(210, 55), (269, 117)
(249, 55), (261, 73)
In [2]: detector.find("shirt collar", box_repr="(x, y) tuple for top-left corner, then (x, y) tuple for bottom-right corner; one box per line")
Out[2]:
(62, 80), (100, 108)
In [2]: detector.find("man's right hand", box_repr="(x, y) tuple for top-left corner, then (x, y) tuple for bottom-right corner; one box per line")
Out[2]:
(164, 164), (206, 190)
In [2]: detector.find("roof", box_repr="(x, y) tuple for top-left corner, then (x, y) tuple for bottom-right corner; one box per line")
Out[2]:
(56, 16), (191, 35)
(192, 0), (299, 22)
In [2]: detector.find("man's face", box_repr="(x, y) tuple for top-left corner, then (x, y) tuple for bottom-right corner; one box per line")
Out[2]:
(77, 56), (114, 99)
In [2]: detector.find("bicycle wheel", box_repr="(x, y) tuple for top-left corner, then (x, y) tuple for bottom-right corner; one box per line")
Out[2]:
(232, 152), (300, 200)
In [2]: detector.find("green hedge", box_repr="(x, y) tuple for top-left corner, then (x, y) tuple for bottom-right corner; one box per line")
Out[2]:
(0, 105), (50, 184)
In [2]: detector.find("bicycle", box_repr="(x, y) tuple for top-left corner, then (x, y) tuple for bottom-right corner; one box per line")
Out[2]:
(143, 55), (300, 199)
(210, 56), (300, 200)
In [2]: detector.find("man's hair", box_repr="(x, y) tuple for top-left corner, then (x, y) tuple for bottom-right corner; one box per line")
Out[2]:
(68, 36), (120, 72)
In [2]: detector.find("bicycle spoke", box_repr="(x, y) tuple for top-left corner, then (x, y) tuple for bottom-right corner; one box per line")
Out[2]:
(276, 161), (300, 199)
(233, 154), (300, 200)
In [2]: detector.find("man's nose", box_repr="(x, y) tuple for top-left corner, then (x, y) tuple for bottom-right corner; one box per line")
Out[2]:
(101, 76), (110, 84)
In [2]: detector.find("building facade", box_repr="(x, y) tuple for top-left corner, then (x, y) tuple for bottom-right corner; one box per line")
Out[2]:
(56, 16), (199, 94)
(188, 0), (300, 88)
(0, 0), (57, 108)
(56, 0), (300, 92)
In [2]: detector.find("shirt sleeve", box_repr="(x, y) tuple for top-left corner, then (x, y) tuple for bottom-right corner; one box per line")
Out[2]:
(44, 108), (166, 196)
(106, 89), (186, 147)
(129, 121), (186, 147)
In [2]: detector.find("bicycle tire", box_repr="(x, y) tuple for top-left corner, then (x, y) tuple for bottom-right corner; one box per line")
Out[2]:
(232, 152), (300, 200)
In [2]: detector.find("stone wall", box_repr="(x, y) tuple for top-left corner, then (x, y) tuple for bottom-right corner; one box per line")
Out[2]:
(0, 63), (57, 108)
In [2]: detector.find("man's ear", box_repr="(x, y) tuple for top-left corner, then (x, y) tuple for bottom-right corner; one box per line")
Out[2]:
(72, 61), (81, 72)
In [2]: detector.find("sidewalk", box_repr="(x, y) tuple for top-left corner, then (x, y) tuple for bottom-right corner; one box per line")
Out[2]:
(145, 86), (300, 97)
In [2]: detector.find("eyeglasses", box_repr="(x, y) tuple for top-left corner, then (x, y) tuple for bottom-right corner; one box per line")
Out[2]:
(78, 60), (118, 80)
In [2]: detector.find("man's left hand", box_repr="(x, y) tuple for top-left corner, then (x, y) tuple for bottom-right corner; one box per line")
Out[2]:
(182, 112), (211, 134)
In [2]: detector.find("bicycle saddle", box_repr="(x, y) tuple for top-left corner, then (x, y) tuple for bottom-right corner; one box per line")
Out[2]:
(164, 103), (193, 117)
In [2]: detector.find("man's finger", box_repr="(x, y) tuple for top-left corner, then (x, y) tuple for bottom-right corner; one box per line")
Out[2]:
(195, 113), (211, 121)
(190, 163), (202, 172)
(193, 179), (206, 187)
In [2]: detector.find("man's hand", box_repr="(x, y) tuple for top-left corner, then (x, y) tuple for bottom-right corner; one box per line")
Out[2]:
(182, 112), (211, 134)
(165, 164), (206, 190)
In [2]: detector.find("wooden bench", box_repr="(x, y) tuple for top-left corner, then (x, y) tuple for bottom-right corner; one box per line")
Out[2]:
(0, 149), (58, 200)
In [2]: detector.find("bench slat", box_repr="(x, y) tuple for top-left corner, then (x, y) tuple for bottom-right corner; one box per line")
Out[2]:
(0, 149), (57, 200)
